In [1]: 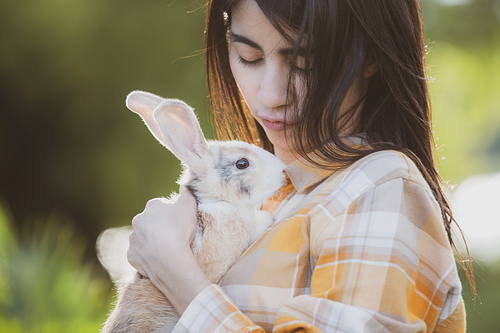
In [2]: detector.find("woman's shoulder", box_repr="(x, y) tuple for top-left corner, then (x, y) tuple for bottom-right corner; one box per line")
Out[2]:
(318, 150), (437, 210)
(350, 149), (415, 177)
(339, 150), (429, 190)
(308, 150), (445, 249)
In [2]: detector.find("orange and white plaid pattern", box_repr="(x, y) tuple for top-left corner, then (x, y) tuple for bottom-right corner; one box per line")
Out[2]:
(174, 150), (465, 332)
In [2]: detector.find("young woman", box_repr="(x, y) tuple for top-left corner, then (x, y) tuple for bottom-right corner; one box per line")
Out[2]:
(127, 0), (470, 331)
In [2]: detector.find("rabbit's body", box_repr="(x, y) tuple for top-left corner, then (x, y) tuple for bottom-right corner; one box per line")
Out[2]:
(102, 199), (274, 333)
(194, 204), (270, 282)
(100, 91), (286, 333)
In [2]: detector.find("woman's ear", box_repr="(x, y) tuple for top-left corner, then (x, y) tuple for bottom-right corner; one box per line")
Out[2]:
(362, 56), (379, 79)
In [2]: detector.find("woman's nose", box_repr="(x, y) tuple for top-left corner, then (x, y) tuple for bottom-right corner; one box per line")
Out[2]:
(257, 64), (288, 109)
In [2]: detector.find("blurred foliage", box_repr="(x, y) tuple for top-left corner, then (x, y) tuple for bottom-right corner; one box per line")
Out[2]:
(423, 0), (500, 50)
(0, 0), (209, 246)
(459, 260), (500, 333)
(428, 42), (500, 183)
(422, 0), (500, 184)
(0, 204), (113, 332)
(0, 0), (499, 331)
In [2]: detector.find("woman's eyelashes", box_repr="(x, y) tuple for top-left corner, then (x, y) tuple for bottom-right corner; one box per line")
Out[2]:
(238, 56), (263, 67)
(290, 55), (310, 72)
(237, 55), (308, 71)
(290, 61), (307, 72)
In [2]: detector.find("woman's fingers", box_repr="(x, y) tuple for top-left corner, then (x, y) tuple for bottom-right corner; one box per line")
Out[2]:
(127, 187), (199, 280)
(125, 188), (210, 314)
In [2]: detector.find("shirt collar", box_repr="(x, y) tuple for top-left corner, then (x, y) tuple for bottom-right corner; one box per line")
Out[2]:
(285, 135), (366, 193)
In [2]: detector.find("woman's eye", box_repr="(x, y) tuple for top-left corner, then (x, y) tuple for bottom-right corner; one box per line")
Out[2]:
(235, 158), (250, 170)
(290, 58), (310, 72)
(238, 56), (262, 67)
(290, 62), (305, 72)
(291, 62), (306, 71)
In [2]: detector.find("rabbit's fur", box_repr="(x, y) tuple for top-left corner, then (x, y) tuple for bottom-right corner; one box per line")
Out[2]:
(99, 91), (286, 332)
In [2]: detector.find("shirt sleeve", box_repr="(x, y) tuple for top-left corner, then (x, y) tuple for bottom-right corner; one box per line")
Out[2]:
(175, 176), (465, 333)
(292, 176), (465, 332)
(173, 284), (265, 333)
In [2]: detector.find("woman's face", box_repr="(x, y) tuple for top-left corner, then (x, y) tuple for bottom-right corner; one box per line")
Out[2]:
(228, 0), (369, 164)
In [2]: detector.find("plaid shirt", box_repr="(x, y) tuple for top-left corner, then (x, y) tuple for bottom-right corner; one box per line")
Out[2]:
(174, 150), (465, 332)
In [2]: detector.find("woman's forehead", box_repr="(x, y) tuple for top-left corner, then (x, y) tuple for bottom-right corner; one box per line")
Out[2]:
(230, 1), (287, 49)
(231, 0), (270, 30)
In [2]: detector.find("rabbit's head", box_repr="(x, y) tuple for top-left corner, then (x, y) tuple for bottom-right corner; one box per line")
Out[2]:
(126, 91), (286, 207)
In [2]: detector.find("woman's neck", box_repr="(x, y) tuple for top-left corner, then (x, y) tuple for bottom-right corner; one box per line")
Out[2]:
(274, 146), (298, 165)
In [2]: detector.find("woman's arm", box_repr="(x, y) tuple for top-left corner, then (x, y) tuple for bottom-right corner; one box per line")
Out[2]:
(277, 176), (465, 332)
(127, 159), (465, 332)
(174, 175), (464, 332)
(127, 186), (212, 315)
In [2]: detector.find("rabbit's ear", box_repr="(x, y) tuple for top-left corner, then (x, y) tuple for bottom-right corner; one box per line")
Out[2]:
(126, 91), (169, 147)
(153, 100), (209, 176)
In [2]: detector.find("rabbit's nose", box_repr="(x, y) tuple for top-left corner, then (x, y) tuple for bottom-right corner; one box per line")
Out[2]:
(283, 170), (287, 175)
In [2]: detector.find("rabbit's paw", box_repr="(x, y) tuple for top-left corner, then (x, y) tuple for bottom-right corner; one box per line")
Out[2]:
(251, 210), (274, 242)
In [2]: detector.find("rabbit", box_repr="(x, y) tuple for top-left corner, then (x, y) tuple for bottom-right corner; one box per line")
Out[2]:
(98, 91), (287, 333)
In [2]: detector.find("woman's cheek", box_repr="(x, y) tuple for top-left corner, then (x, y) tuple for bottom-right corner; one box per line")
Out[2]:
(232, 70), (257, 109)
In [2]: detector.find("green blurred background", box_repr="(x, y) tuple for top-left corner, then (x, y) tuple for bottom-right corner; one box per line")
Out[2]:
(0, 0), (499, 331)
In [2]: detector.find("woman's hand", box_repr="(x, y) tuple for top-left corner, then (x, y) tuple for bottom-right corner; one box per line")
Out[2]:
(127, 186), (211, 315)
(127, 186), (198, 277)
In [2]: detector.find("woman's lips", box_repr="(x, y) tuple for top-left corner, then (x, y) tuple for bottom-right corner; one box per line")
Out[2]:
(261, 118), (292, 132)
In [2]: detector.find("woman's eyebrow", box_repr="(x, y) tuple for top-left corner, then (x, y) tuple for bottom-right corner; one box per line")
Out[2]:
(230, 32), (308, 57)
(278, 47), (307, 57)
(230, 32), (262, 50)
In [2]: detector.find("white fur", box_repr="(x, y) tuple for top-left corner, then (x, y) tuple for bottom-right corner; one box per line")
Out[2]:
(99, 91), (286, 333)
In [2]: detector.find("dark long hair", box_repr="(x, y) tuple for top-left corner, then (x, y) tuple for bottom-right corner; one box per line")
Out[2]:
(205, 0), (475, 293)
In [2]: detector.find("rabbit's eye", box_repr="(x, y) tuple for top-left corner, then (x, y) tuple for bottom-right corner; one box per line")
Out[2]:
(235, 158), (250, 170)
